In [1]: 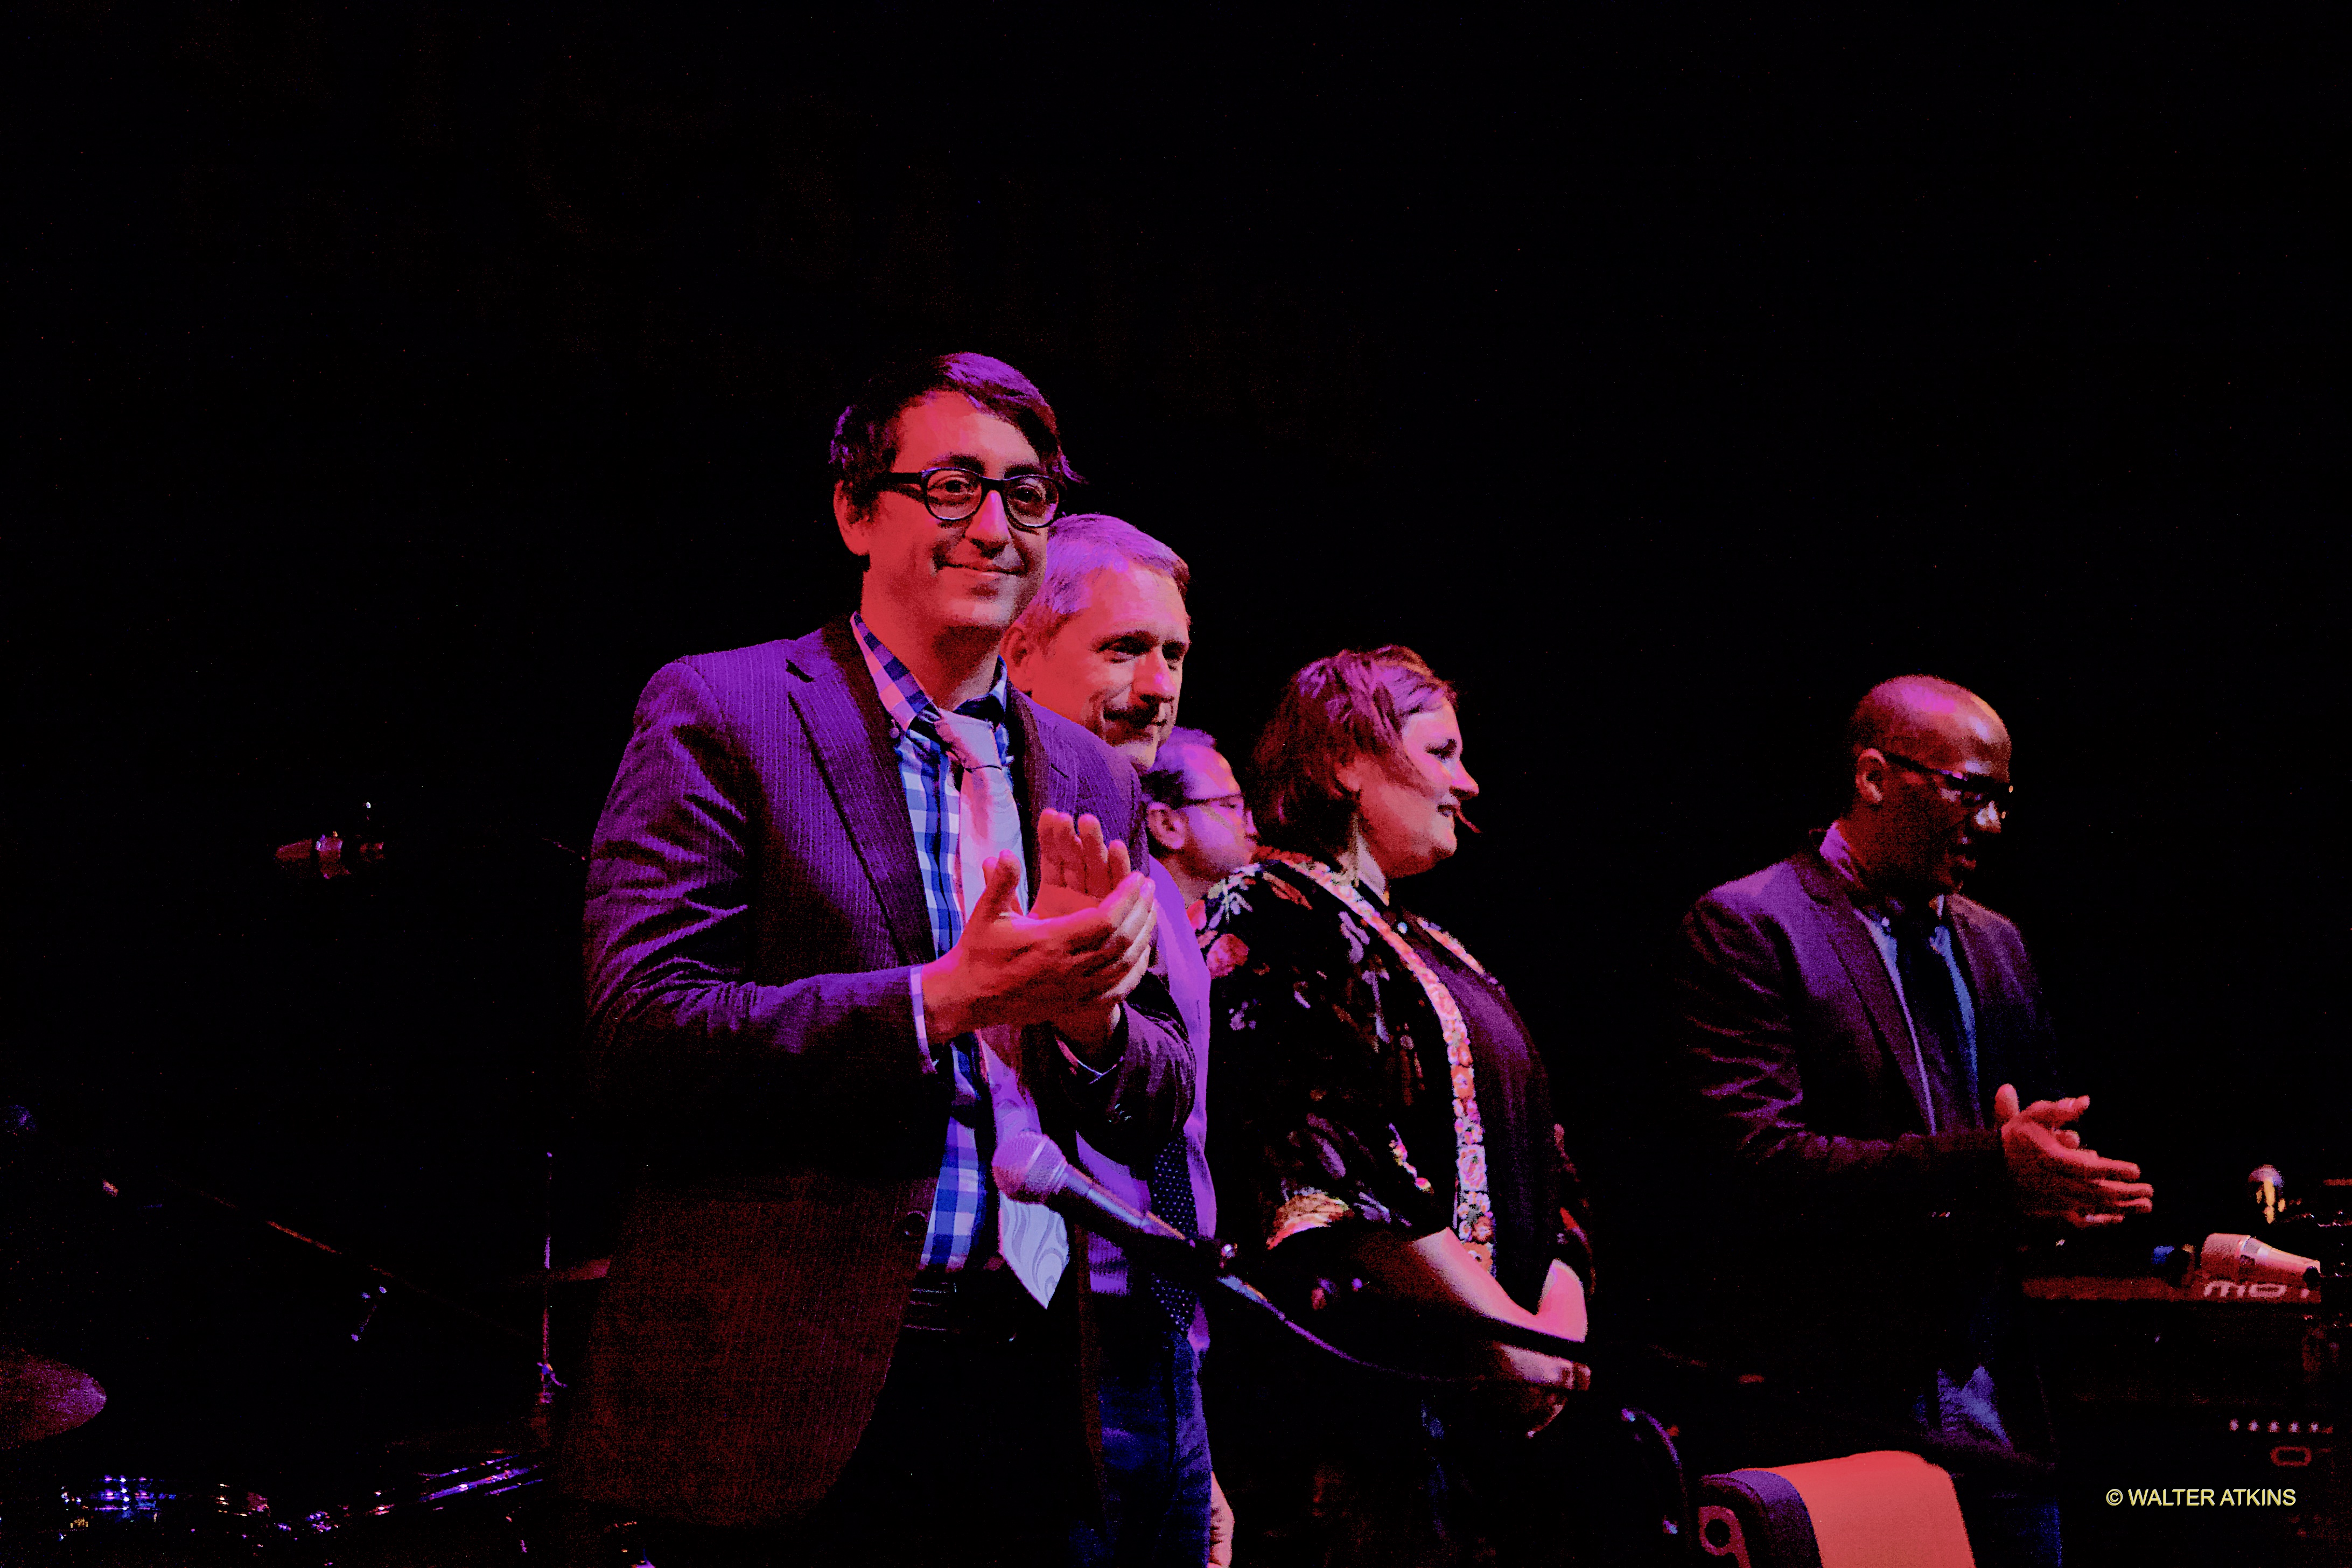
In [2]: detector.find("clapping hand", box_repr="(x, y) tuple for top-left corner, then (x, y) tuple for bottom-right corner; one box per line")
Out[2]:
(1995, 1082), (2155, 1228)
(921, 811), (1157, 1059)
(1033, 808), (1132, 917)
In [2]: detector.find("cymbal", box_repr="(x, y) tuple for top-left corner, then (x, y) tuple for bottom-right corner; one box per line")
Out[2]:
(0, 1348), (106, 1448)
(383, 1412), (553, 1461)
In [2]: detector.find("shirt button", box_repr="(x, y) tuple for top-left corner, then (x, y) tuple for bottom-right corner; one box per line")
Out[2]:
(897, 1213), (927, 1243)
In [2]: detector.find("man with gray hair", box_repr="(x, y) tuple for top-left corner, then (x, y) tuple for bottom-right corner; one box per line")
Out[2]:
(1004, 514), (1222, 1566)
(1006, 514), (1192, 767)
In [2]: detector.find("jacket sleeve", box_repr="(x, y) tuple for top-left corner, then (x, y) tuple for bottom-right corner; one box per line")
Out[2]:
(582, 661), (943, 1136)
(1205, 869), (1455, 1252)
(1028, 989), (1191, 1165)
(1668, 890), (2008, 1223)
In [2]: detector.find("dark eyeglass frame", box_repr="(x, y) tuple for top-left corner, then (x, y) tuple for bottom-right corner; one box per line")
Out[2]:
(1879, 750), (2014, 817)
(1176, 791), (1249, 813)
(878, 466), (1062, 533)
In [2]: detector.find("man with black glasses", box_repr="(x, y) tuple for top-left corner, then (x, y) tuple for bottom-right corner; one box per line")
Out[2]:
(1666, 674), (2154, 1568)
(563, 353), (1192, 1566)
(1142, 727), (1258, 918)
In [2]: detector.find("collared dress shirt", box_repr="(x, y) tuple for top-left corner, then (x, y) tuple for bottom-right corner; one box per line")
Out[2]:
(1814, 823), (2017, 1454)
(1817, 822), (1983, 1133)
(852, 612), (1018, 1272)
(853, 613), (1124, 1278)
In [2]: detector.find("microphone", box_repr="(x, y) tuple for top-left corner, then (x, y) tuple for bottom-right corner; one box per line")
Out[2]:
(2248, 1164), (2285, 1225)
(994, 1130), (1185, 1244)
(2199, 1232), (2321, 1290)
(988, 1133), (1251, 1297)
(275, 825), (388, 879)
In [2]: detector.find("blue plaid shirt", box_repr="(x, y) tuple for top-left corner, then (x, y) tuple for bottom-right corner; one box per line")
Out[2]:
(853, 613), (1016, 1272)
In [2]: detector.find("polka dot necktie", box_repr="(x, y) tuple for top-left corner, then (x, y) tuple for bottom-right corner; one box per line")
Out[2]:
(1144, 1137), (1199, 1329)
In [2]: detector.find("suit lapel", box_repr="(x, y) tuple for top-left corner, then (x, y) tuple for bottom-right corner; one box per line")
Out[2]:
(790, 619), (935, 964)
(1944, 901), (2005, 1109)
(1009, 690), (1069, 896)
(1796, 852), (1936, 1132)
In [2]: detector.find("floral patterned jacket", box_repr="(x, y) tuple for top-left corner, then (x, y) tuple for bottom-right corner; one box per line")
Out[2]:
(1201, 853), (1590, 1308)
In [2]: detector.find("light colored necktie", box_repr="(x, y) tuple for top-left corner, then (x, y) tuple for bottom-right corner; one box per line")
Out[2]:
(935, 711), (1068, 1308)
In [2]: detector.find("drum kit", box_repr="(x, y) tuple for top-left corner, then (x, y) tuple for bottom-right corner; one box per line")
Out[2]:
(0, 823), (607, 1566)
(0, 1249), (603, 1566)
(0, 1453), (546, 1567)
(0, 1271), (594, 1566)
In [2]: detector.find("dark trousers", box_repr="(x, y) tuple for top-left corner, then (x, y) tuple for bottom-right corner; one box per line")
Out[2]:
(1209, 1370), (1669, 1567)
(557, 1315), (1067, 1568)
(1068, 1296), (1214, 1567)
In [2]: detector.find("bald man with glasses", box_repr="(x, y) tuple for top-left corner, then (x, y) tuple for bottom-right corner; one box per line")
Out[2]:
(1665, 674), (2153, 1568)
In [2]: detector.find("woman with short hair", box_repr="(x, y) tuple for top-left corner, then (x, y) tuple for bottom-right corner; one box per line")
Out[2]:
(1202, 645), (1597, 1565)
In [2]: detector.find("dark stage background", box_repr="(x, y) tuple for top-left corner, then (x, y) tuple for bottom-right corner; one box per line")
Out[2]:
(9, 0), (2342, 1539)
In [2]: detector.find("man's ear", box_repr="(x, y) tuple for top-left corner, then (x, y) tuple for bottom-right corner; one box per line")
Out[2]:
(1146, 800), (1186, 856)
(1852, 749), (1891, 808)
(1002, 618), (1040, 691)
(832, 481), (870, 558)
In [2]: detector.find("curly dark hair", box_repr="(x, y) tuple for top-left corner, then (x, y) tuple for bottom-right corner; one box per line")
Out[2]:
(1250, 646), (1458, 862)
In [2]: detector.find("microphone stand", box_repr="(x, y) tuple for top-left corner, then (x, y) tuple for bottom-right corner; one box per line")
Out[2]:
(3, 1102), (535, 1348)
(1140, 1223), (2056, 1489)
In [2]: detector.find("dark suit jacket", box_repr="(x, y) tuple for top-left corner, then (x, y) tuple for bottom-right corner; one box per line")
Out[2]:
(1667, 843), (2063, 1407)
(562, 617), (1193, 1527)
